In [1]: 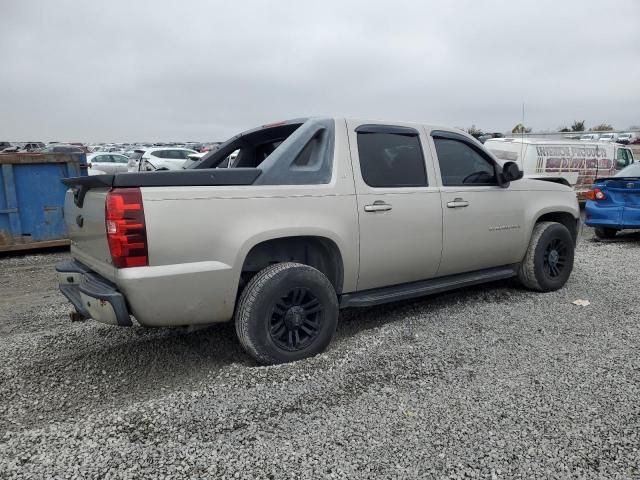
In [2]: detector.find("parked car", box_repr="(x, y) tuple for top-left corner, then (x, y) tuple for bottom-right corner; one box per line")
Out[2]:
(0, 142), (11, 151)
(485, 138), (635, 200)
(580, 134), (600, 141)
(87, 152), (130, 175)
(138, 147), (198, 171)
(40, 144), (84, 153)
(584, 162), (640, 239)
(617, 132), (639, 145)
(477, 133), (505, 144)
(57, 117), (580, 364)
(23, 142), (46, 152)
(125, 149), (146, 172)
(597, 133), (618, 142)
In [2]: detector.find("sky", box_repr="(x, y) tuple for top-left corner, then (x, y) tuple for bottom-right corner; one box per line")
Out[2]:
(1, 0), (639, 142)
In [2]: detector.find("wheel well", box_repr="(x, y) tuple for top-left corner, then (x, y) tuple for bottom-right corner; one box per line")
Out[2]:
(241, 236), (344, 294)
(536, 212), (578, 244)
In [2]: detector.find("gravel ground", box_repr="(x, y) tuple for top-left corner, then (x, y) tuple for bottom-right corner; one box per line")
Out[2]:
(1, 226), (639, 479)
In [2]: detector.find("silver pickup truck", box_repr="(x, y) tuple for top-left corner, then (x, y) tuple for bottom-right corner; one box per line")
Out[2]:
(57, 117), (580, 364)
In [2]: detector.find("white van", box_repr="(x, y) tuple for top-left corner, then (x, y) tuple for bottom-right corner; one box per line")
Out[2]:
(597, 132), (618, 142)
(485, 138), (635, 200)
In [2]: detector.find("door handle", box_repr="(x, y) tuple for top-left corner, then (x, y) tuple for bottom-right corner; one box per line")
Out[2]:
(446, 198), (469, 208)
(364, 201), (392, 212)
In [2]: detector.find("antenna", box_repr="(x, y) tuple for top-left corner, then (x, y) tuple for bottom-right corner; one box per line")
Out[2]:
(520, 102), (525, 161)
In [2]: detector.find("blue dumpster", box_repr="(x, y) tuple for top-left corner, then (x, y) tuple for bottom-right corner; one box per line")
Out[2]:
(0, 152), (87, 252)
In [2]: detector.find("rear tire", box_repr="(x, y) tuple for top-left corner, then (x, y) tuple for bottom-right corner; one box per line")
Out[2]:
(594, 227), (617, 239)
(235, 262), (339, 365)
(518, 221), (574, 292)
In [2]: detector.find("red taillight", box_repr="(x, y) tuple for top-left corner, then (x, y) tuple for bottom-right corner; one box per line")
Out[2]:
(585, 188), (606, 201)
(105, 188), (148, 268)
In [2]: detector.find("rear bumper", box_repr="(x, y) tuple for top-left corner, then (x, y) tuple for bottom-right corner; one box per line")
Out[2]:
(56, 260), (132, 326)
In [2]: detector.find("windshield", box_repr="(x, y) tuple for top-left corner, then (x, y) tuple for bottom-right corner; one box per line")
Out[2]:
(616, 164), (640, 177)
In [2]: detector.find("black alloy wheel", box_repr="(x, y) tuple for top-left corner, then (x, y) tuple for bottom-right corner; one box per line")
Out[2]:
(269, 287), (324, 351)
(543, 238), (569, 278)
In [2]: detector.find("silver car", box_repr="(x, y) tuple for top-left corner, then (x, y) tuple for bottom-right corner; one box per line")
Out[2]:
(87, 153), (130, 175)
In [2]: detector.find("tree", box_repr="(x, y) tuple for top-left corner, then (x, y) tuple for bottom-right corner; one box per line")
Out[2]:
(558, 126), (570, 132)
(571, 120), (585, 132)
(590, 123), (613, 132)
(465, 125), (483, 138)
(512, 123), (532, 134)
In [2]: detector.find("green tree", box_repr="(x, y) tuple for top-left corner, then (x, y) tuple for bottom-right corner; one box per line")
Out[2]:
(512, 123), (532, 134)
(558, 126), (570, 132)
(590, 123), (613, 132)
(571, 120), (585, 132)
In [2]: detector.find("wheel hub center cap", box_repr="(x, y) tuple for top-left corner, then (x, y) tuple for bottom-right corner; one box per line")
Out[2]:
(548, 249), (559, 266)
(284, 306), (305, 329)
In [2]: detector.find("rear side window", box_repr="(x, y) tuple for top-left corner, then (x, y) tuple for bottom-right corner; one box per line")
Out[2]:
(434, 138), (497, 186)
(356, 132), (427, 188)
(166, 150), (191, 160)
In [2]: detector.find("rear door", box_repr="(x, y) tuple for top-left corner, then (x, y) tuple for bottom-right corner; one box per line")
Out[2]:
(347, 121), (443, 291)
(111, 154), (130, 173)
(91, 155), (114, 173)
(429, 131), (527, 276)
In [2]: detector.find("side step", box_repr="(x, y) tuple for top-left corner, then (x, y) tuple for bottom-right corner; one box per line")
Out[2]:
(339, 265), (519, 308)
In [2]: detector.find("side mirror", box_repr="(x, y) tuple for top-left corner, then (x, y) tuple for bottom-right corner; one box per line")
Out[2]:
(501, 161), (523, 183)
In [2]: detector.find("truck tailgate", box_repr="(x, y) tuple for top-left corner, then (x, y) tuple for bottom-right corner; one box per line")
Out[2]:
(63, 187), (117, 282)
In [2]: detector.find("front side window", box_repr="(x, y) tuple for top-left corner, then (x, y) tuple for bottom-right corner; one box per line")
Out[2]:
(356, 132), (427, 188)
(434, 138), (497, 186)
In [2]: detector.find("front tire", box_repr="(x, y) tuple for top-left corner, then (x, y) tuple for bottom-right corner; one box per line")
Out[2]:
(594, 227), (617, 239)
(518, 221), (575, 292)
(235, 263), (339, 365)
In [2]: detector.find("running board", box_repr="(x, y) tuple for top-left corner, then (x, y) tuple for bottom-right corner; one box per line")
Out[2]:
(339, 265), (519, 308)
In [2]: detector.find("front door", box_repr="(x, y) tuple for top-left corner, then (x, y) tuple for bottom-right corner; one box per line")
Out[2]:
(347, 121), (443, 291)
(430, 132), (527, 276)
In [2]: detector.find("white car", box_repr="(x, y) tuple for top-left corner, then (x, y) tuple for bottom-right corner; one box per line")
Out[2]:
(87, 152), (130, 175)
(597, 133), (618, 142)
(579, 133), (600, 141)
(618, 132), (638, 145)
(138, 148), (198, 171)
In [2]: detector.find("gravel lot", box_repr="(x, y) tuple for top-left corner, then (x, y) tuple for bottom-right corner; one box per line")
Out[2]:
(1, 225), (639, 479)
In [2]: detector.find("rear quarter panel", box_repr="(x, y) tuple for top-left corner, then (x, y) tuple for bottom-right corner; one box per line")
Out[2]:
(120, 121), (359, 326)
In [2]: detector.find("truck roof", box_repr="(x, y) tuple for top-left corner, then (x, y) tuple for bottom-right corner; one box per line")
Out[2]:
(485, 137), (617, 146)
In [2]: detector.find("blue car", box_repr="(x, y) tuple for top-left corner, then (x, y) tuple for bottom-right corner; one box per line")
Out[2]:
(585, 163), (640, 239)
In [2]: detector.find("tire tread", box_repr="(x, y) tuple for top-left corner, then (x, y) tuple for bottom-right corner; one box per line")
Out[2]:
(518, 221), (555, 291)
(235, 262), (336, 364)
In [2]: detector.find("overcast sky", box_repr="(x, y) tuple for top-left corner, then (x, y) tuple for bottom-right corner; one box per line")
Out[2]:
(1, 0), (639, 142)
